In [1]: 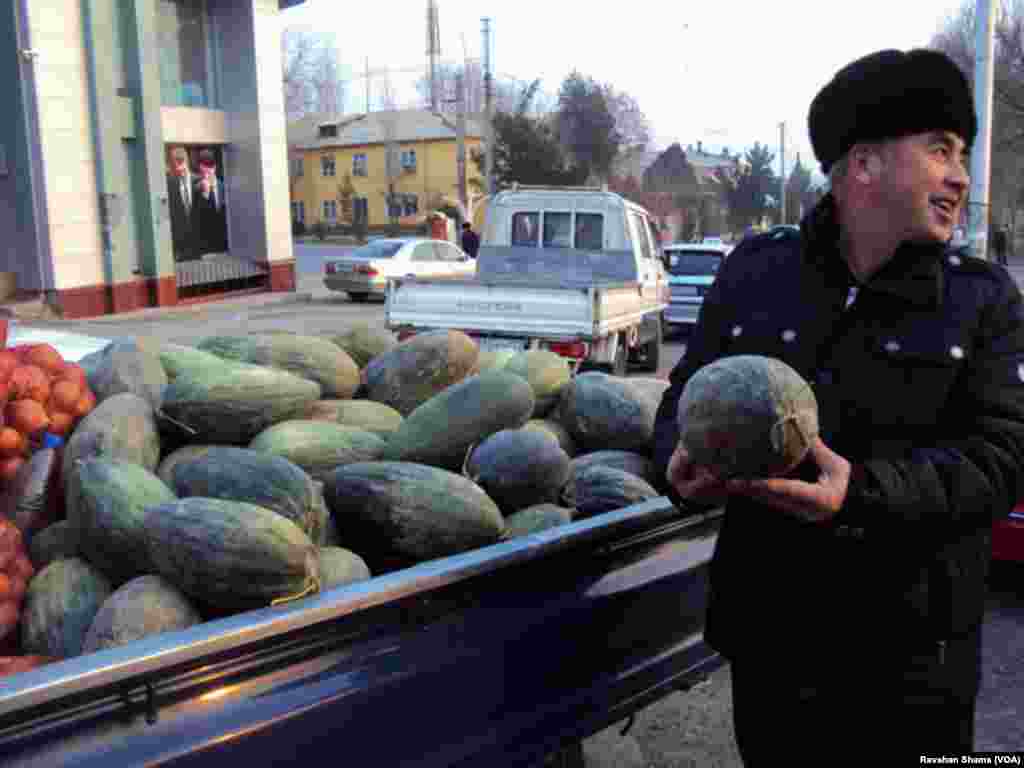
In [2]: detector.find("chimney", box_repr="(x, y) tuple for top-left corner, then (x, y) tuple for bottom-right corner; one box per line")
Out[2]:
(697, 140), (702, 153)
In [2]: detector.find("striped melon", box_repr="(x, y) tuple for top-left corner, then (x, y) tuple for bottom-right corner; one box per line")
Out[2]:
(505, 504), (574, 537)
(465, 429), (570, 514)
(325, 324), (398, 369)
(82, 575), (201, 654)
(305, 400), (404, 438)
(63, 392), (161, 479)
(249, 421), (388, 482)
(318, 547), (372, 590)
(556, 372), (655, 454)
(503, 350), (571, 417)
(21, 558), (112, 658)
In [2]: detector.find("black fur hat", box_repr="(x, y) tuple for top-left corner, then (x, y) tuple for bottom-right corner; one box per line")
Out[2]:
(809, 48), (977, 175)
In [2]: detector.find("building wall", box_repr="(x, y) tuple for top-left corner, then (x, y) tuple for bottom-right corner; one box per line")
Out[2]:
(293, 136), (483, 228)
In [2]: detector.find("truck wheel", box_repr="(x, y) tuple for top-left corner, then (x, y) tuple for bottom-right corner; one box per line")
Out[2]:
(612, 334), (628, 377)
(347, 292), (369, 302)
(639, 317), (662, 373)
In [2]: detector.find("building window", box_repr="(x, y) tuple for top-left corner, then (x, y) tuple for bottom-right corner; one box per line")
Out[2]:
(387, 194), (403, 219)
(318, 124), (338, 139)
(157, 0), (220, 108)
(512, 212), (539, 247)
(353, 154), (368, 177)
(323, 200), (337, 222)
(321, 156), (336, 177)
(401, 149), (417, 172)
(292, 201), (305, 223)
(403, 194), (418, 216)
(291, 157), (304, 177)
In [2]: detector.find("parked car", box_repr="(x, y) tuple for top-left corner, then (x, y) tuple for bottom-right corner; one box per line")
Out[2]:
(662, 242), (731, 333)
(324, 238), (475, 302)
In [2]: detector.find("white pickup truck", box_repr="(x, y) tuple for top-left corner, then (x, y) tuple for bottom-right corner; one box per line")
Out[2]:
(385, 186), (671, 374)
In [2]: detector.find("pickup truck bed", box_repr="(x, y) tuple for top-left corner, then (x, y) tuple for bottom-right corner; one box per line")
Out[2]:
(0, 498), (722, 767)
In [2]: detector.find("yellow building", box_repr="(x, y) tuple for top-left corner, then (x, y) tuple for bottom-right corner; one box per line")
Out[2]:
(288, 110), (485, 230)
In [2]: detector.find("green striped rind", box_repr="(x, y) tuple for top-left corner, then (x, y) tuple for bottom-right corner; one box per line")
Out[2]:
(307, 400), (404, 438)
(556, 372), (656, 454)
(84, 339), (167, 410)
(161, 365), (321, 445)
(325, 461), (505, 560)
(158, 343), (234, 381)
(504, 504), (574, 537)
(21, 558), (113, 658)
(168, 446), (323, 542)
(363, 330), (480, 416)
(198, 334), (360, 399)
(384, 370), (536, 471)
(82, 575), (201, 654)
(325, 324), (398, 369)
(565, 465), (659, 520)
(65, 459), (178, 584)
(63, 392), (162, 480)
(465, 428), (570, 514)
(249, 421), (388, 482)
(156, 445), (217, 487)
(561, 450), (659, 506)
(502, 350), (571, 417)
(476, 349), (516, 373)
(142, 498), (320, 610)
(521, 419), (577, 458)
(318, 547), (372, 590)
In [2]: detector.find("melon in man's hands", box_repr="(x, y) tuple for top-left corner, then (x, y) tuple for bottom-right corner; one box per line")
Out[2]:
(676, 355), (819, 479)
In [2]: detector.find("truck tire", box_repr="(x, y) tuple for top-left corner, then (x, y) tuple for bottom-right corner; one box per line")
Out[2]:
(638, 316), (662, 373)
(347, 292), (369, 302)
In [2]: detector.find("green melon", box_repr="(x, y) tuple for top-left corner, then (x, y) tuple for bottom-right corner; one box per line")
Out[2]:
(142, 498), (320, 612)
(504, 504), (574, 538)
(158, 343), (232, 382)
(305, 400), (404, 438)
(63, 392), (162, 479)
(556, 372), (655, 454)
(168, 446), (323, 542)
(28, 521), (79, 572)
(627, 377), (671, 409)
(522, 419), (577, 458)
(21, 558), (113, 658)
(465, 429), (570, 514)
(566, 465), (659, 520)
(249, 421), (389, 482)
(677, 355), (819, 479)
(312, 481), (332, 547)
(80, 339), (167, 410)
(324, 461), (505, 561)
(503, 350), (571, 417)
(198, 333), (360, 399)
(476, 349), (516, 373)
(562, 450), (660, 507)
(318, 547), (372, 590)
(326, 324), (398, 369)
(64, 459), (178, 584)
(363, 330), (480, 416)
(384, 370), (535, 471)
(156, 445), (217, 487)
(82, 575), (201, 654)
(161, 364), (321, 445)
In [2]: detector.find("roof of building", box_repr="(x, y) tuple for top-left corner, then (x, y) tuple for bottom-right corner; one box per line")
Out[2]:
(289, 109), (485, 150)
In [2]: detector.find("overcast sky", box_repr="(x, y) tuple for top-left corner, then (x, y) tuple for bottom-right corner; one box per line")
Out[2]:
(279, 0), (970, 182)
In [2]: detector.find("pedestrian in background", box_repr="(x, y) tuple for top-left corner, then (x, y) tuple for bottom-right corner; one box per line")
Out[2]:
(652, 48), (1024, 762)
(461, 221), (480, 259)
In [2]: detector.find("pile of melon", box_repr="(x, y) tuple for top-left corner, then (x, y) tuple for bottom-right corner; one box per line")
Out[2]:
(0, 326), (671, 679)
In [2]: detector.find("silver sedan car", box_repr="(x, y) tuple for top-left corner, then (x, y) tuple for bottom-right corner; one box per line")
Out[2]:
(323, 238), (476, 302)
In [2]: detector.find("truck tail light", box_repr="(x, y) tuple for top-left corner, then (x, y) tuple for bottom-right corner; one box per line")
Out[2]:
(397, 329), (417, 342)
(355, 265), (379, 277)
(546, 341), (587, 359)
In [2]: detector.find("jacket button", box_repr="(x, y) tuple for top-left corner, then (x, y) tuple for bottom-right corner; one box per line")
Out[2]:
(731, 325), (743, 337)
(949, 255), (962, 267)
(950, 345), (964, 360)
(782, 329), (797, 343)
(884, 340), (901, 353)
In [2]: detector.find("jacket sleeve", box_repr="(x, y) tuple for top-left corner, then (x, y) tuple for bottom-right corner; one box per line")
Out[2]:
(836, 270), (1024, 532)
(650, 247), (741, 511)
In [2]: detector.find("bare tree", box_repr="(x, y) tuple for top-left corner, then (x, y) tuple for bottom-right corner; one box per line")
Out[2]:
(602, 85), (652, 152)
(282, 27), (346, 120)
(377, 75), (404, 234)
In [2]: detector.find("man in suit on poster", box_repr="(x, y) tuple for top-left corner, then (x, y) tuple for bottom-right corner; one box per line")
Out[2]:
(193, 149), (228, 256)
(166, 146), (198, 262)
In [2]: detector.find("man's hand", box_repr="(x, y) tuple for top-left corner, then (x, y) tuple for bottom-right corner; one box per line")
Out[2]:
(724, 438), (851, 523)
(198, 177), (211, 197)
(666, 444), (732, 507)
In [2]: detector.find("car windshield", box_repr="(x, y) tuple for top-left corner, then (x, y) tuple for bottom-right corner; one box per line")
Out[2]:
(350, 241), (403, 259)
(666, 250), (723, 276)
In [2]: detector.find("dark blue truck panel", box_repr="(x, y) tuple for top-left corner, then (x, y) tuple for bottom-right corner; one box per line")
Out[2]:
(0, 501), (722, 768)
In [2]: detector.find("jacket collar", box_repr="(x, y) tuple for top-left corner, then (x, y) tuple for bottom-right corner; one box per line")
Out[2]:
(800, 193), (945, 309)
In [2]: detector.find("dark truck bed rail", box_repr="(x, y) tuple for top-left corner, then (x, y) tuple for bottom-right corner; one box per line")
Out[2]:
(0, 499), (722, 768)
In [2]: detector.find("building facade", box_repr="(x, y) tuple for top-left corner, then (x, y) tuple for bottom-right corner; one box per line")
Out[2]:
(288, 110), (485, 230)
(0, 0), (302, 319)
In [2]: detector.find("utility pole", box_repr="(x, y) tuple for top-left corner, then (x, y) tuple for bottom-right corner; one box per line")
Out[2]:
(426, 1), (441, 112)
(482, 17), (495, 196)
(969, 0), (997, 260)
(455, 70), (468, 223)
(779, 122), (786, 226)
(365, 57), (370, 113)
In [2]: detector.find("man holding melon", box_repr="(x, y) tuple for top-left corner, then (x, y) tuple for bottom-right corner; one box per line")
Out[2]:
(653, 49), (1024, 761)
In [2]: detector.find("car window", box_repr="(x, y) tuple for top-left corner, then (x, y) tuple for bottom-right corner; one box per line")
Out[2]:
(351, 241), (402, 259)
(411, 243), (436, 262)
(543, 212), (572, 248)
(575, 213), (604, 250)
(665, 250), (723, 276)
(630, 212), (654, 260)
(512, 212), (539, 247)
(434, 242), (462, 261)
